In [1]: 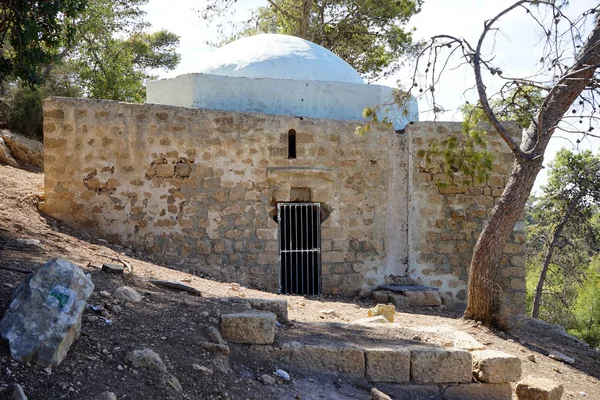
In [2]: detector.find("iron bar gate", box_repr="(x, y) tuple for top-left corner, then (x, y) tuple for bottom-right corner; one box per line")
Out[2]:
(278, 203), (322, 295)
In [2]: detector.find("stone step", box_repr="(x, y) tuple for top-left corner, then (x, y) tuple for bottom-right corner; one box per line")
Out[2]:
(372, 289), (443, 308)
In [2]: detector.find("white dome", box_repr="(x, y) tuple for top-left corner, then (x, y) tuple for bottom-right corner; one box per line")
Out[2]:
(197, 34), (364, 84)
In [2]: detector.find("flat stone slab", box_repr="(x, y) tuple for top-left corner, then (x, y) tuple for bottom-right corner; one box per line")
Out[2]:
(365, 347), (410, 383)
(472, 349), (522, 383)
(102, 263), (125, 274)
(409, 326), (485, 351)
(247, 298), (288, 323)
(149, 280), (202, 296)
(516, 377), (564, 400)
(444, 383), (512, 400)
(221, 311), (276, 344)
(410, 346), (472, 383)
(388, 293), (409, 310)
(289, 342), (365, 378)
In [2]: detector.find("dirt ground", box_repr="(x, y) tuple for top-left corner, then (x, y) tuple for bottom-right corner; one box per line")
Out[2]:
(0, 164), (599, 400)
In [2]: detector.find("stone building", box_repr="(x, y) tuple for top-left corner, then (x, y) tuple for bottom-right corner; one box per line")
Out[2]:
(41, 34), (526, 311)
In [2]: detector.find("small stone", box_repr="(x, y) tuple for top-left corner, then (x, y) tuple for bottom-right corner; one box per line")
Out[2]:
(526, 354), (536, 363)
(199, 341), (231, 355)
(12, 383), (27, 400)
(86, 315), (99, 323)
(192, 364), (213, 376)
(175, 163), (191, 177)
(370, 388), (392, 400)
(367, 304), (395, 322)
(95, 391), (117, 400)
(260, 374), (276, 385)
(548, 351), (574, 364)
(166, 375), (182, 393)
(207, 326), (226, 345)
(113, 286), (142, 302)
(101, 264), (125, 274)
(100, 291), (111, 298)
(125, 348), (166, 372)
(516, 377), (564, 400)
(318, 309), (339, 317)
(111, 305), (122, 314)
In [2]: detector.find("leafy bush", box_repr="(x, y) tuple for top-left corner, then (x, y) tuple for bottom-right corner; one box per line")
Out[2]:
(8, 86), (45, 141)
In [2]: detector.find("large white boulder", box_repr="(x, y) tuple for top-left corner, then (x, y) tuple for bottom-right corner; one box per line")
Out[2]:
(0, 259), (93, 367)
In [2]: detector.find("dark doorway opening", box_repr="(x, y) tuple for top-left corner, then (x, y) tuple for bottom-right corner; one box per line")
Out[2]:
(278, 203), (321, 295)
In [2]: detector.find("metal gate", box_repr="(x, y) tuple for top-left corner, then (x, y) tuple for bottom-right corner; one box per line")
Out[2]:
(278, 203), (321, 295)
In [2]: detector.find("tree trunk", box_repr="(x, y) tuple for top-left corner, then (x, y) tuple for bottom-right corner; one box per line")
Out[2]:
(531, 199), (579, 318)
(299, 0), (312, 39)
(464, 155), (543, 328)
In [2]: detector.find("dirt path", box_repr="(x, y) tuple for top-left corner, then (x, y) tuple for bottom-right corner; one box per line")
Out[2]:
(1, 165), (599, 399)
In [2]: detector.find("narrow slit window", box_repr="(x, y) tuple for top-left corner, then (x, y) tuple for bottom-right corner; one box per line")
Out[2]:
(288, 129), (297, 159)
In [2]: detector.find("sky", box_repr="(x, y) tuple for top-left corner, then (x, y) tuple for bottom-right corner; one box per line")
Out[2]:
(141, 0), (599, 192)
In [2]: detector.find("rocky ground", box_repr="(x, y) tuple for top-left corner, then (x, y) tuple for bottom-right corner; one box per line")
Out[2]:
(1, 164), (600, 399)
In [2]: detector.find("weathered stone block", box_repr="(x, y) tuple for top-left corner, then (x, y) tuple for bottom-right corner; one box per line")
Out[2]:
(401, 290), (441, 307)
(289, 342), (365, 378)
(365, 347), (410, 382)
(247, 298), (289, 323)
(367, 304), (395, 322)
(388, 293), (409, 309)
(0, 259), (94, 367)
(220, 311), (276, 344)
(410, 346), (472, 383)
(472, 349), (522, 383)
(515, 377), (564, 400)
(444, 383), (512, 400)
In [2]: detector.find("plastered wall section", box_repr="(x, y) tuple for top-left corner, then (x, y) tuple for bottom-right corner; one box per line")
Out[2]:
(406, 122), (526, 313)
(41, 97), (410, 295)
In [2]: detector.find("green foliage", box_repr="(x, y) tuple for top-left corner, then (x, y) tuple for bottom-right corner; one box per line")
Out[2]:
(0, 0), (87, 85)
(525, 149), (600, 346)
(202, 0), (423, 81)
(8, 86), (44, 140)
(67, 0), (180, 102)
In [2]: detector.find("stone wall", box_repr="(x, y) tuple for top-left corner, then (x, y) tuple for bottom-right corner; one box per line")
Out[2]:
(406, 122), (526, 313)
(42, 97), (525, 311)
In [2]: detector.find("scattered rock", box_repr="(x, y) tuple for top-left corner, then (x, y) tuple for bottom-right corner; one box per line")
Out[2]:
(95, 392), (117, 400)
(260, 374), (276, 385)
(318, 309), (340, 318)
(275, 369), (290, 381)
(199, 341), (231, 355)
(207, 326), (226, 345)
(166, 375), (182, 393)
(12, 383), (27, 400)
(367, 304), (395, 322)
(247, 298), (288, 323)
(113, 286), (142, 302)
(471, 350), (522, 383)
(370, 387), (392, 400)
(0, 130), (43, 169)
(515, 377), (564, 400)
(99, 291), (111, 298)
(526, 354), (536, 363)
(548, 351), (575, 364)
(149, 280), (202, 296)
(101, 264), (125, 274)
(192, 364), (213, 376)
(111, 305), (122, 314)
(221, 311), (276, 344)
(0, 137), (19, 167)
(85, 315), (99, 323)
(0, 259), (94, 367)
(125, 348), (167, 372)
(351, 316), (390, 324)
